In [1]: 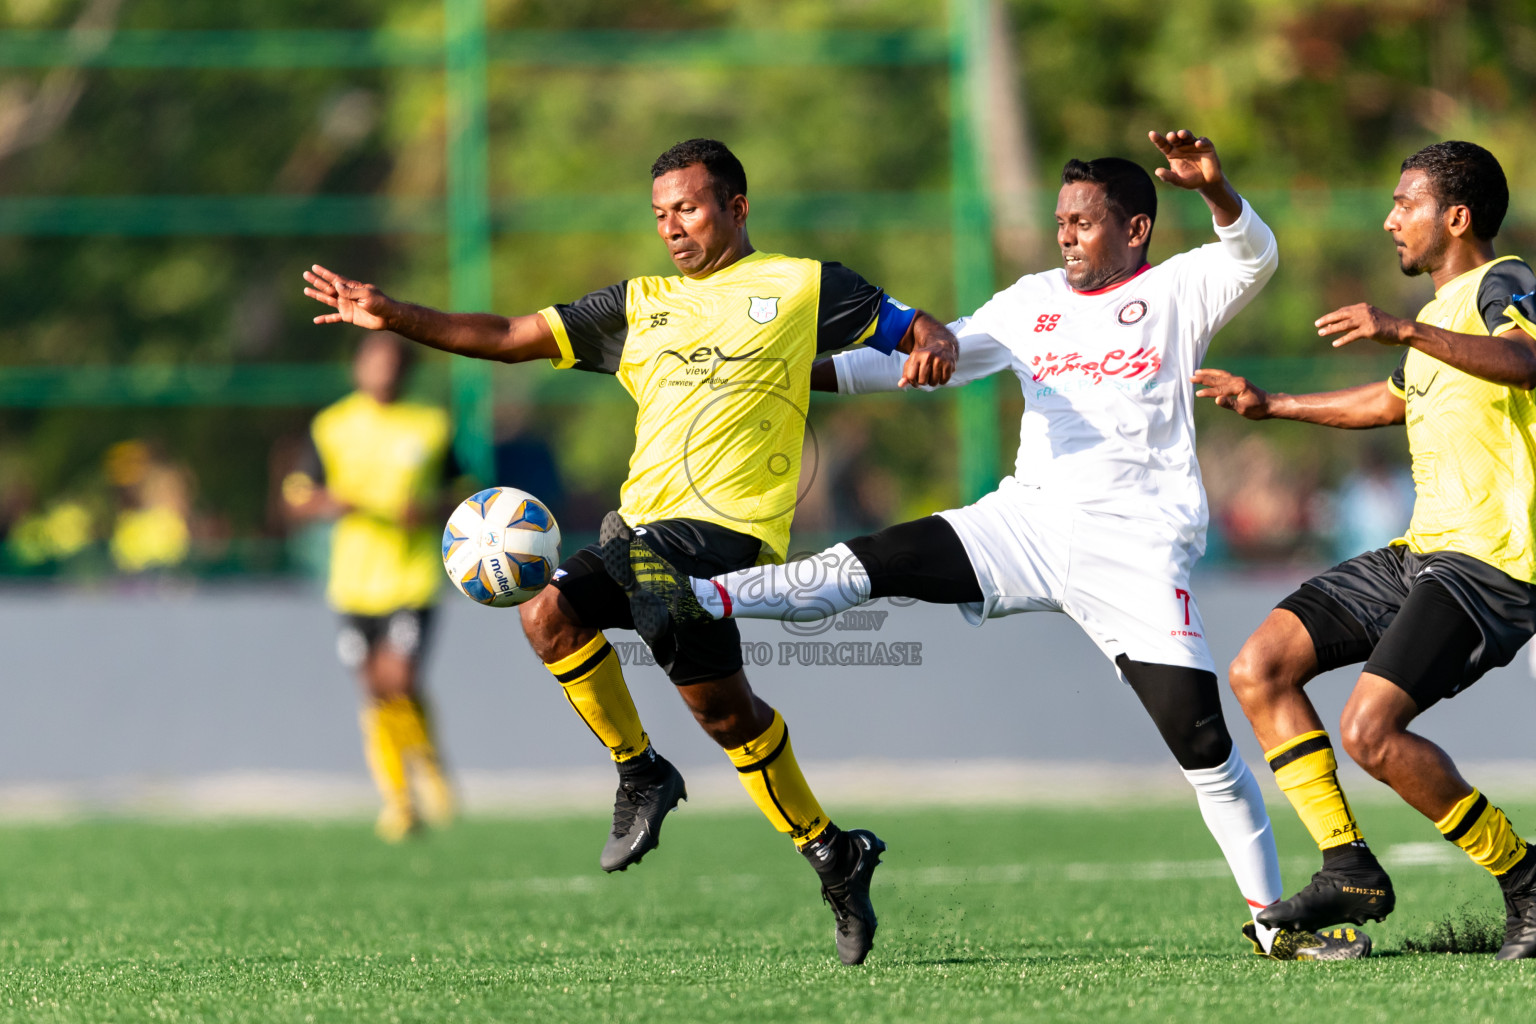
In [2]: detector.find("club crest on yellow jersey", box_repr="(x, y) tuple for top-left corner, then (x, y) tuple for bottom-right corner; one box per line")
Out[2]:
(748, 296), (780, 324)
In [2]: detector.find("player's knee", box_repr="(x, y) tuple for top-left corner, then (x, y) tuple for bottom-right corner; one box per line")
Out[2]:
(366, 651), (414, 700)
(519, 588), (576, 663)
(677, 675), (767, 748)
(1339, 708), (1393, 777)
(1227, 644), (1288, 708)
(1174, 721), (1234, 771)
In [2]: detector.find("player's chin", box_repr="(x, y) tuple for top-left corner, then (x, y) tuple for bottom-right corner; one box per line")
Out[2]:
(1064, 268), (1104, 290)
(1396, 250), (1429, 277)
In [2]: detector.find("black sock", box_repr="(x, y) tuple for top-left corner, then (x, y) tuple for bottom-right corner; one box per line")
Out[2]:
(1322, 840), (1378, 871)
(616, 745), (660, 781)
(801, 824), (853, 879)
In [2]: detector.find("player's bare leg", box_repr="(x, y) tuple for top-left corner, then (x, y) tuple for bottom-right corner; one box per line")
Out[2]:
(1339, 675), (1471, 818)
(1341, 675), (1536, 959)
(1228, 611), (1393, 930)
(1227, 609), (1327, 749)
(521, 585), (685, 873)
(671, 670), (772, 747)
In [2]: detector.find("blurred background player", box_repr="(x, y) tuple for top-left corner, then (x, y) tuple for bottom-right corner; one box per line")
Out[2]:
(302, 138), (956, 965)
(1197, 141), (1536, 959)
(283, 334), (458, 842)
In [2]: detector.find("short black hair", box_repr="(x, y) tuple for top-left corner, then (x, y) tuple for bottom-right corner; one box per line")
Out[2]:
(651, 138), (747, 209)
(1401, 141), (1508, 240)
(1061, 157), (1157, 227)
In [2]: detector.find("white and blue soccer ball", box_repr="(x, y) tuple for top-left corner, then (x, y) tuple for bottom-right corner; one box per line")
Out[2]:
(441, 486), (561, 607)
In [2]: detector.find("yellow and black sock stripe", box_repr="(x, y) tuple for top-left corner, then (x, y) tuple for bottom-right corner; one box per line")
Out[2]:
(545, 634), (649, 763)
(726, 709), (830, 847)
(1265, 729), (1365, 851)
(1437, 788), (1528, 876)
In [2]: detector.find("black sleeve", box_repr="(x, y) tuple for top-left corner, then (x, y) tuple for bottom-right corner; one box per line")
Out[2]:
(816, 263), (885, 354)
(1389, 351), (1407, 393)
(297, 433), (325, 486)
(1478, 259), (1536, 335)
(551, 281), (629, 374)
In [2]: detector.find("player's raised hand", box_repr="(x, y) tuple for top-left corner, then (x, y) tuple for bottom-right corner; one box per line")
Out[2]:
(1192, 368), (1272, 419)
(1315, 303), (1410, 348)
(1148, 129), (1225, 191)
(304, 265), (395, 331)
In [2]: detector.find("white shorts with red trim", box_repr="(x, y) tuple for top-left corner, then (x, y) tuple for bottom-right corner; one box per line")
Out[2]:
(937, 477), (1215, 674)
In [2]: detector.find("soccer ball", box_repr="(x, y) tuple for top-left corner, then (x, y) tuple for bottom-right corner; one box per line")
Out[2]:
(441, 487), (561, 607)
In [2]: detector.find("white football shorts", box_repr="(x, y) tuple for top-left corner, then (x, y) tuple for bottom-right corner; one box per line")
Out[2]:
(937, 477), (1215, 674)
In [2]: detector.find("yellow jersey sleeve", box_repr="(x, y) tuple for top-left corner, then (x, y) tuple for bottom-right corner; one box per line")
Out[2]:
(1387, 351), (1407, 399)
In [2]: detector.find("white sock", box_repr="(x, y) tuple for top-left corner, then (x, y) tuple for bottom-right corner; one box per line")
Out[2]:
(1182, 744), (1283, 953)
(691, 542), (872, 622)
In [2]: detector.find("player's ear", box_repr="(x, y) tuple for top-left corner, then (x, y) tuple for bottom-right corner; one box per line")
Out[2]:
(730, 193), (749, 227)
(1445, 203), (1473, 240)
(1126, 212), (1153, 250)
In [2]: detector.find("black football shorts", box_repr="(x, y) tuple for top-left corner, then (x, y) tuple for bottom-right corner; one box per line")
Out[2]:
(1277, 545), (1536, 711)
(549, 517), (762, 685)
(337, 607), (436, 670)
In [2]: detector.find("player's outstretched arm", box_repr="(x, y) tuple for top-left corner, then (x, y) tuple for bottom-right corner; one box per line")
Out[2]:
(1316, 303), (1536, 389)
(810, 310), (957, 393)
(1192, 369), (1405, 429)
(823, 316), (1013, 395)
(1149, 129), (1242, 227)
(303, 265), (560, 364)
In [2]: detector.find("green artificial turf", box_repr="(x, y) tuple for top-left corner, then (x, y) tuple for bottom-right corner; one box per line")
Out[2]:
(0, 800), (1531, 1023)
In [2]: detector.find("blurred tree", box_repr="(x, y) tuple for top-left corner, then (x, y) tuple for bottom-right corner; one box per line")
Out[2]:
(0, 0), (1531, 568)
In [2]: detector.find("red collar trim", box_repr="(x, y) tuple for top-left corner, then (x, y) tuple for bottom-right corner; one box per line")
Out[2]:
(1069, 262), (1151, 296)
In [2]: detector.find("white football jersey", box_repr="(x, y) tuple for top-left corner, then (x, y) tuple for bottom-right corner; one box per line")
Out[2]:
(833, 199), (1277, 545)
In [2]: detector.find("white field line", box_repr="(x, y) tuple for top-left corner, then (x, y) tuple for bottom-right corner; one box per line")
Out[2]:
(476, 843), (1486, 897)
(0, 761), (1533, 820)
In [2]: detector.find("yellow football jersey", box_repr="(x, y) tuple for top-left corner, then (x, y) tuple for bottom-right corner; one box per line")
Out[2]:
(1387, 255), (1536, 583)
(304, 392), (453, 614)
(539, 251), (914, 561)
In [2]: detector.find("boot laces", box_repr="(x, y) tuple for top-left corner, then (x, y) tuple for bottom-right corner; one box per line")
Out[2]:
(610, 782), (650, 838)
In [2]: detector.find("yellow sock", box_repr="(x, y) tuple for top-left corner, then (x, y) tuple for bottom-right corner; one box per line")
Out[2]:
(1436, 789), (1528, 876)
(1266, 730), (1365, 850)
(376, 694), (431, 755)
(387, 694), (454, 827)
(725, 709), (831, 847)
(546, 634), (649, 762)
(360, 699), (410, 809)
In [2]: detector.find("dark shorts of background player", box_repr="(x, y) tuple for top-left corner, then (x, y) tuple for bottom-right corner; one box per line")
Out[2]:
(337, 607), (436, 671)
(550, 518), (762, 686)
(1277, 545), (1536, 712)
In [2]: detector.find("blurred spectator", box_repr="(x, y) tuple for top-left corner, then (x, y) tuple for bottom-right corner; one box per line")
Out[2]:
(794, 408), (897, 539)
(493, 407), (568, 527)
(8, 500), (94, 567)
(824, 409), (898, 535)
(1205, 435), (1318, 562)
(105, 440), (193, 574)
(1327, 445), (1415, 563)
